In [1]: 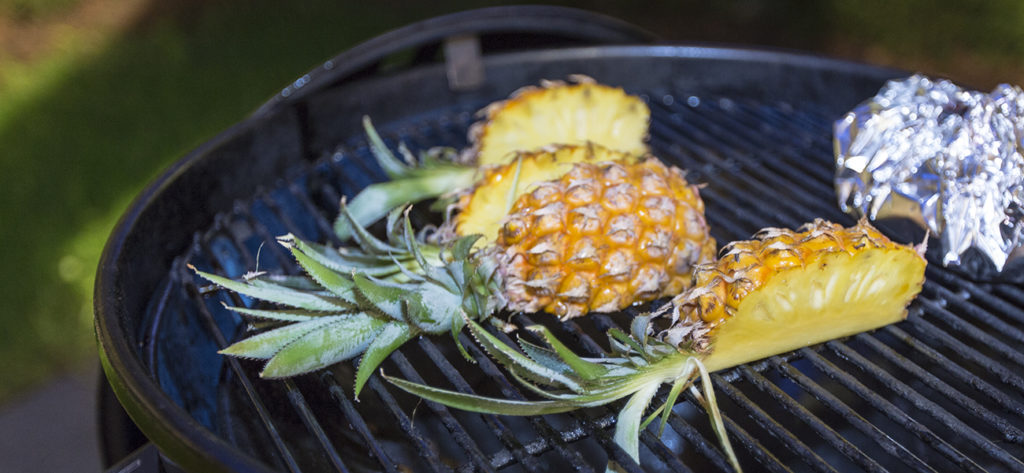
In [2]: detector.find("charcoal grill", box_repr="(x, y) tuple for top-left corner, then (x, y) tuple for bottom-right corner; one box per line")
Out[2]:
(95, 7), (1024, 473)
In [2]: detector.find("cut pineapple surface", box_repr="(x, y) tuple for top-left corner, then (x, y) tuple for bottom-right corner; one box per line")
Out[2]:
(702, 244), (926, 371)
(469, 78), (649, 166)
(455, 145), (640, 244)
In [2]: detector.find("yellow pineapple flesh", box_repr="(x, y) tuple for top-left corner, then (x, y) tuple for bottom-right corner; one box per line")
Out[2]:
(485, 150), (717, 319)
(454, 145), (639, 245)
(468, 77), (650, 166)
(663, 219), (927, 372)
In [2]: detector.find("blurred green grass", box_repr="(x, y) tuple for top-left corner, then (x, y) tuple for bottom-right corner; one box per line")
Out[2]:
(2, 0), (1021, 403)
(0, 0), (491, 401)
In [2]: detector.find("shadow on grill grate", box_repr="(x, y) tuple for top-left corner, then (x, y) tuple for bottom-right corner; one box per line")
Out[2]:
(139, 90), (1024, 473)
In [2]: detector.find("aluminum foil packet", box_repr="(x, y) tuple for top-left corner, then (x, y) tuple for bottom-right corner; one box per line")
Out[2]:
(835, 74), (1024, 276)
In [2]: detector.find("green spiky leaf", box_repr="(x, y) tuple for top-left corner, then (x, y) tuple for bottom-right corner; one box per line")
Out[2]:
(608, 328), (650, 362)
(451, 319), (474, 363)
(220, 316), (344, 359)
(354, 322), (416, 398)
(336, 198), (406, 255)
(464, 318), (585, 392)
(351, 272), (408, 321)
(385, 206), (407, 244)
(286, 243), (357, 301)
(450, 234), (483, 261)
(192, 267), (351, 312)
(404, 283), (463, 333)
(222, 304), (326, 323)
(332, 166), (475, 243)
(526, 325), (609, 381)
(362, 116), (411, 178)
(261, 313), (387, 378)
(517, 338), (573, 375)
(384, 374), (580, 416)
(612, 383), (661, 468)
(249, 274), (325, 291)
(282, 235), (410, 278)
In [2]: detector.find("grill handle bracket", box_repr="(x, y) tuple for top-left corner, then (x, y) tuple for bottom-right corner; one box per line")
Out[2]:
(253, 5), (656, 117)
(444, 34), (485, 91)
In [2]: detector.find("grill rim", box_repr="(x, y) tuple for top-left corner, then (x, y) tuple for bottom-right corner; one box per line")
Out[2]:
(94, 43), (909, 472)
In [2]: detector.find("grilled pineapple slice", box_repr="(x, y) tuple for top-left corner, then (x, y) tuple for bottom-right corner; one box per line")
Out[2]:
(337, 77), (651, 239)
(468, 76), (649, 166)
(670, 219), (927, 371)
(389, 219), (927, 472)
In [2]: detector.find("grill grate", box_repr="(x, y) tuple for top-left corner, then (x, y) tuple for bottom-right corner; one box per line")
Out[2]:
(145, 88), (1024, 472)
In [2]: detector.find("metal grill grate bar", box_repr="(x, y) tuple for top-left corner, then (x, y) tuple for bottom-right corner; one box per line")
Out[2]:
(881, 325), (1024, 418)
(853, 332), (1024, 441)
(904, 314), (1024, 394)
(662, 100), (839, 206)
(797, 348), (985, 472)
(679, 99), (839, 199)
(923, 272), (1024, 345)
(684, 388), (791, 473)
(756, 360), (937, 473)
(389, 348), (497, 473)
(826, 341), (1024, 470)
(365, 373), (453, 472)
(712, 375), (838, 472)
(221, 207), (354, 473)
(321, 375), (401, 473)
(188, 237), (305, 473)
(740, 365), (926, 473)
(415, 336), (548, 473)
(916, 297), (1024, 370)
(283, 381), (352, 473)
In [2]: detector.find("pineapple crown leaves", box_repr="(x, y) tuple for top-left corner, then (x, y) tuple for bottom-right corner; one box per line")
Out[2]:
(385, 314), (743, 472)
(192, 205), (505, 399)
(333, 117), (477, 242)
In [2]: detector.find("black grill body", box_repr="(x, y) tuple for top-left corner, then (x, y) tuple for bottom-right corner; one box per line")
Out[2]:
(95, 11), (1024, 473)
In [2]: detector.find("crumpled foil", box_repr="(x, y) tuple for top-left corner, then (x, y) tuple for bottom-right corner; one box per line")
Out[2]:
(835, 74), (1024, 274)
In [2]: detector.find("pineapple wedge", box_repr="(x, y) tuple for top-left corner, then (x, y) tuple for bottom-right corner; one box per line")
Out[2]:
(337, 77), (650, 240)
(673, 219), (928, 371)
(468, 76), (649, 166)
(387, 219), (927, 472)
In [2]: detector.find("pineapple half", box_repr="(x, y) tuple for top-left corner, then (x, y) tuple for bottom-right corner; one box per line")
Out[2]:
(387, 219), (927, 472)
(335, 77), (650, 241)
(192, 139), (715, 397)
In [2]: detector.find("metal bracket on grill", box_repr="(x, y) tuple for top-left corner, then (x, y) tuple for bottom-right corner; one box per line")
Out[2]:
(444, 34), (485, 91)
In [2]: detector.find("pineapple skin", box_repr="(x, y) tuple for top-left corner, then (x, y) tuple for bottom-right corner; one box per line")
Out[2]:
(663, 219), (927, 372)
(467, 78), (650, 167)
(493, 154), (717, 319)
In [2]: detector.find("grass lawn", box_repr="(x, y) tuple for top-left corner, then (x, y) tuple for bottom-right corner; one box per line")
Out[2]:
(0, 0), (498, 401)
(1, 0), (1021, 403)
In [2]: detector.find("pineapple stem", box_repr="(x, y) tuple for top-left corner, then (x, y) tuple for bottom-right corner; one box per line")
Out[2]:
(692, 358), (742, 472)
(609, 382), (660, 472)
(335, 117), (477, 242)
(503, 154), (525, 215)
(334, 168), (476, 242)
(612, 352), (742, 472)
